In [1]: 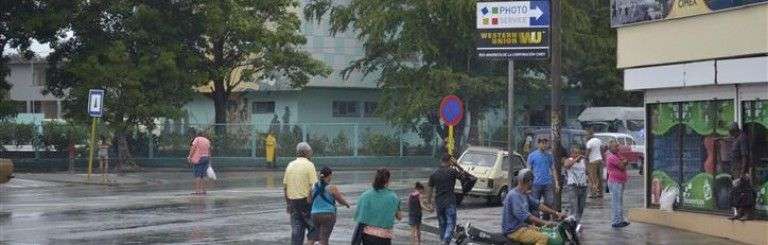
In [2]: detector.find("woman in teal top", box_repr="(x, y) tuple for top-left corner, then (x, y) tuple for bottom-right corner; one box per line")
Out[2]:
(308, 167), (350, 245)
(354, 168), (402, 245)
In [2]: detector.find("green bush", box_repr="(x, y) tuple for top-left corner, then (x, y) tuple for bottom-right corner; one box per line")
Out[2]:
(329, 130), (352, 156)
(40, 122), (88, 151)
(307, 134), (329, 156)
(0, 122), (36, 145)
(360, 130), (400, 156)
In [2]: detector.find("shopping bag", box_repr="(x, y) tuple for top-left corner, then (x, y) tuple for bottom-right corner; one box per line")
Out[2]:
(206, 164), (217, 180)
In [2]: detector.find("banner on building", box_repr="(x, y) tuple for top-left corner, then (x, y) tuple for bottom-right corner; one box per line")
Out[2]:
(611, 0), (768, 27)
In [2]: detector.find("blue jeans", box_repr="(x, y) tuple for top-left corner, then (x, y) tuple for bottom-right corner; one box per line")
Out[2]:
(436, 205), (457, 243)
(608, 182), (625, 225)
(288, 198), (311, 245)
(567, 185), (588, 223)
(531, 184), (554, 219)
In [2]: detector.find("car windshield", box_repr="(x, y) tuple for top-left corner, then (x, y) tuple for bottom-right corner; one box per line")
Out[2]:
(459, 151), (497, 167)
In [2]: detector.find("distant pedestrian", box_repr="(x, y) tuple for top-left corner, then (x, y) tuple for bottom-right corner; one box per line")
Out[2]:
(729, 123), (752, 178)
(563, 146), (588, 231)
(98, 137), (111, 181)
(307, 166), (350, 245)
(265, 132), (277, 169)
(354, 168), (402, 245)
(409, 182), (427, 245)
(527, 138), (556, 220)
(187, 131), (211, 195)
(283, 142), (318, 245)
(586, 129), (605, 198)
(427, 154), (467, 244)
(606, 140), (630, 228)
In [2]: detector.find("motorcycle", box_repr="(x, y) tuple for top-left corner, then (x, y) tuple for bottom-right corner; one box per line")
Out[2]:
(454, 215), (580, 245)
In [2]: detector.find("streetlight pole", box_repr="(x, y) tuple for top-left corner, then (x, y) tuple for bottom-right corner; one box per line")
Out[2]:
(550, 0), (563, 210)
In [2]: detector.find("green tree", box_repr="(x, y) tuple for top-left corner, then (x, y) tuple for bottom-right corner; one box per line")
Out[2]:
(304, 0), (529, 145)
(45, 1), (203, 172)
(194, 0), (330, 127)
(304, 0), (639, 139)
(562, 0), (641, 106)
(0, 1), (73, 119)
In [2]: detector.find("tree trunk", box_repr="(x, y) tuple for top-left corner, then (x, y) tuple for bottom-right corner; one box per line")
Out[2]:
(116, 130), (132, 175)
(212, 76), (228, 136)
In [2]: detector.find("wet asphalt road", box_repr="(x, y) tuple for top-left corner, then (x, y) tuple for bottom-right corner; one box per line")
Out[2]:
(0, 169), (441, 244)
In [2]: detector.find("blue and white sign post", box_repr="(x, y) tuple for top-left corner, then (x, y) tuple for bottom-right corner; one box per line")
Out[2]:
(86, 89), (104, 179)
(475, 1), (551, 187)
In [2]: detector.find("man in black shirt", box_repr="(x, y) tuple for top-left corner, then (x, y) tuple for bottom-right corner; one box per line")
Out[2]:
(428, 154), (466, 244)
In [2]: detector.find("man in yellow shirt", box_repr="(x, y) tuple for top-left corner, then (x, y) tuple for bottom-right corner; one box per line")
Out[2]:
(265, 133), (277, 168)
(283, 142), (318, 245)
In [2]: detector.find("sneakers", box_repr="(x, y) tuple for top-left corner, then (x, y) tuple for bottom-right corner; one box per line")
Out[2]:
(611, 221), (630, 228)
(576, 224), (583, 233)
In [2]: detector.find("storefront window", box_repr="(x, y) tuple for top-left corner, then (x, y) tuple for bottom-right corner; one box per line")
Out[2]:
(743, 100), (768, 218)
(648, 103), (682, 208)
(648, 100), (746, 214)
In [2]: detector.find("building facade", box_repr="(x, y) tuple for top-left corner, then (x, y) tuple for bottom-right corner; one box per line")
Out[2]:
(613, 0), (767, 243)
(4, 55), (62, 122)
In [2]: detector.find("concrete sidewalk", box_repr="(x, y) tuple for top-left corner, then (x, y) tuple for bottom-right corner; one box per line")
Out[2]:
(420, 174), (746, 244)
(14, 173), (147, 186)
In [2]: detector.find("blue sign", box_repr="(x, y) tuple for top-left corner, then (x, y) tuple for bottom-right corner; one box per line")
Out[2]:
(476, 1), (550, 29)
(476, 1), (550, 60)
(440, 95), (464, 126)
(88, 89), (104, 118)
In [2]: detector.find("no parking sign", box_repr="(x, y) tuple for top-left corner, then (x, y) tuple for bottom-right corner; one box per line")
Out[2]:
(439, 95), (464, 155)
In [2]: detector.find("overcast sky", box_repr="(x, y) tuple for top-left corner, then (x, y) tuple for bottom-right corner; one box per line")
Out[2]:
(2, 31), (73, 57)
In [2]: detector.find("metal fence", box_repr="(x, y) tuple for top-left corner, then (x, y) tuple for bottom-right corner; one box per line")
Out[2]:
(1, 120), (582, 160)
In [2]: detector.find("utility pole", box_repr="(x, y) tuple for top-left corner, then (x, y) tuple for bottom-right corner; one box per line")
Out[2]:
(550, 0), (563, 210)
(507, 60), (515, 188)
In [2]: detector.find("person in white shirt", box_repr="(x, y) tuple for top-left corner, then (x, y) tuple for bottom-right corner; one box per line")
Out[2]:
(585, 129), (605, 198)
(564, 146), (588, 231)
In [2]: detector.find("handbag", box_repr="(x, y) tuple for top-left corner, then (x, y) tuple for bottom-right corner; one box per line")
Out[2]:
(458, 170), (478, 194)
(206, 163), (217, 180)
(351, 223), (366, 245)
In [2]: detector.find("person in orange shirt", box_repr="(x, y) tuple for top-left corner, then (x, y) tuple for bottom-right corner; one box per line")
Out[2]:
(187, 131), (211, 195)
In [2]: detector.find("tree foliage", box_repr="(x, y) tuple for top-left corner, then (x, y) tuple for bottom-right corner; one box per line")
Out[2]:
(195, 0), (331, 125)
(304, 0), (538, 132)
(45, 1), (203, 170)
(304, 0), (640, 134)
(562, 0), (641, 106)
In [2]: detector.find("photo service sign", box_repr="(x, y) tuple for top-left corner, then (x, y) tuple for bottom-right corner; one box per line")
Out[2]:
(476, 1), (550, 60)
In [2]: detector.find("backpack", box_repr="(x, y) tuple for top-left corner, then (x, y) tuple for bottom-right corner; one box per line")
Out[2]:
(312, 181), (335, 206)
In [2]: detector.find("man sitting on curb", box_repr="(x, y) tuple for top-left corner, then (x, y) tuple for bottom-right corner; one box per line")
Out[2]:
(502, 169), (566, 245)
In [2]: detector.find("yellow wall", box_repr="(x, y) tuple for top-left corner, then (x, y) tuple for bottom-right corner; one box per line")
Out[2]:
(617, 4), (768, 69)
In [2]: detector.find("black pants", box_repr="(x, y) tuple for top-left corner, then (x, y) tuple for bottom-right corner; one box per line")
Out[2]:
(362, 233), (391, 245)
(288, 198), (311, 245)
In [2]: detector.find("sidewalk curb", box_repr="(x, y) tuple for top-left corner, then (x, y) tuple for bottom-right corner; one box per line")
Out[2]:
(15, 174), (148, 186)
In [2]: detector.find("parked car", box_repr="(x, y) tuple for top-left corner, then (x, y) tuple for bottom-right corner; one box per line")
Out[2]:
(0, 158), (14, 184)
(453, 146), (526, 205)
(594, 132), (645, 174)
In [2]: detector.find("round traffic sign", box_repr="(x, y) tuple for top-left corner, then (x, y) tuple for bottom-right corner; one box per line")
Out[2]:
(439, 95), (464, 126)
